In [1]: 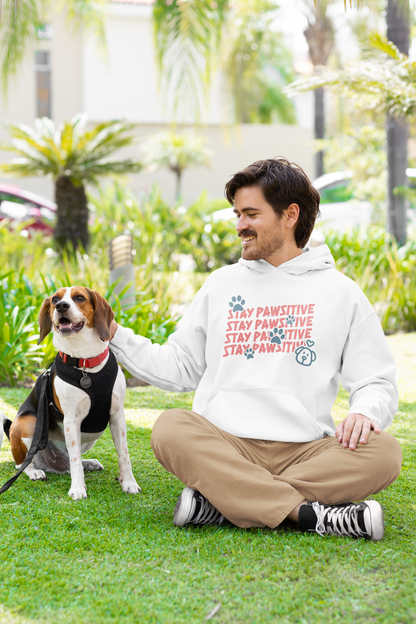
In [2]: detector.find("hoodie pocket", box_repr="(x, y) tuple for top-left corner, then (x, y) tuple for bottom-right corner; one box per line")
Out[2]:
(203, 387), (323, 442)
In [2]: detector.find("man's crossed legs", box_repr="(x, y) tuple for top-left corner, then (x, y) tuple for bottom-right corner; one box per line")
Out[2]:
(151, 409), (402, 540)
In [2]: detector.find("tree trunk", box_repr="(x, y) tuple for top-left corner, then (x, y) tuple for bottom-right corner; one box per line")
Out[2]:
(386, 0), (409, 246)
(54, 176), (90, 251)
(304, 2), (334, 180)
(314, 87), (325, 178)
(175, 170), (182, 200)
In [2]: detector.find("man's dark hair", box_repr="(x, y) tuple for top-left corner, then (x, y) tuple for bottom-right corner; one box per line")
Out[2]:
(224, 157), (320, 248)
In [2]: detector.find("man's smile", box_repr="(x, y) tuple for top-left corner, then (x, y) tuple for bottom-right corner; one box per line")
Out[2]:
(242, 235), (256, 245)
(239, 230), (257, 246)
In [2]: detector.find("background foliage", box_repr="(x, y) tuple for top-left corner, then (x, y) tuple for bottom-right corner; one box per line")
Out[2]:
(2, 181), (416, 385)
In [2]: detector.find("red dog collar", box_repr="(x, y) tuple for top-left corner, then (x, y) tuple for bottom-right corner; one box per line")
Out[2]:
(58, 345), (110, 369)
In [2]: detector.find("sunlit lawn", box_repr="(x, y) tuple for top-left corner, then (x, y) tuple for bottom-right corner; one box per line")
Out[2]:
(0, 333), (415, 624)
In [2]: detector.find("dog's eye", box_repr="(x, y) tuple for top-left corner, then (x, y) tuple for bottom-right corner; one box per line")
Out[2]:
(52, 296), (60, 304)
(75, 295), (85, 302)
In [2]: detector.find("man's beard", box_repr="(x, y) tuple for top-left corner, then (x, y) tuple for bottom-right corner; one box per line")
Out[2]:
(239, 228), (285, 261)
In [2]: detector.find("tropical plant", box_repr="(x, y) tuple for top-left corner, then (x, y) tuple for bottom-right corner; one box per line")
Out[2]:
(0, 0), (106, 90)
(222, 0), (296, 124)
(0, 114), (141, 251)
(141, 131), (212, 199)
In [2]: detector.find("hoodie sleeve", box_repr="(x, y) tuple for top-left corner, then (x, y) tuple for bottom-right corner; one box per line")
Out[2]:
(109, 284), (209, 393)
(340, 309), (398, 429)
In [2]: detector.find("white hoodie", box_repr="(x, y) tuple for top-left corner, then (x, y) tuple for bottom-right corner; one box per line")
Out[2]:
(110, 245), (398, 442)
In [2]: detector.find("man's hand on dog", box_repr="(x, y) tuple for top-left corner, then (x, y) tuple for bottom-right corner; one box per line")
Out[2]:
(336, 413), (381, 450)
(110, 320), (118, 341)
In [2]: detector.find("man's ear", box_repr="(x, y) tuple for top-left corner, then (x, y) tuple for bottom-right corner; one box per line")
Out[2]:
(91, 290), (115, 342)
(38, 297), (52, 344)
(286, 203), (300, 229)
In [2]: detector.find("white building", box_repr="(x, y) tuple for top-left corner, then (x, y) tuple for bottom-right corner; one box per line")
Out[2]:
(0, 0), (314, 204)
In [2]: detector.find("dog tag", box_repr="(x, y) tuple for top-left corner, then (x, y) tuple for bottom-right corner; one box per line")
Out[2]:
(80, 372), (92, 389)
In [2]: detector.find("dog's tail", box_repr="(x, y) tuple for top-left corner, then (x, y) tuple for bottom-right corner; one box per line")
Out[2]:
(0, 411), (12, 449)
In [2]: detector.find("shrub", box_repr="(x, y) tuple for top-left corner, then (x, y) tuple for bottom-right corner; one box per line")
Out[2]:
(89, 182), (240, 272)
(323, 226), (416, 333)
(0, 271), (47, 386)
(0, 229), (182, 385)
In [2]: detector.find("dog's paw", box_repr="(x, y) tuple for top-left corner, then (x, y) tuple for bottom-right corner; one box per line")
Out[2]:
(68, 485), (87, 500)
(120, 479), (141, 494)
(27, 469), (47, 481)
(82, 459), (104, 471)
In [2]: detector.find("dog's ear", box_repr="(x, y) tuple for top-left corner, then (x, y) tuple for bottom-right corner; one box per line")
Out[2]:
(91, 290), (115, 342)
(38, 297), (52, 344)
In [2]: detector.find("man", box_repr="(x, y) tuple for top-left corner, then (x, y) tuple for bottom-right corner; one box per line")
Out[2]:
(110, 157), (401, 540)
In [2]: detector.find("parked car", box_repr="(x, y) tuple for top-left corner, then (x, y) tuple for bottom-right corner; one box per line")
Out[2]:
(0, 183), (56, 233)
(311, 171), (374, 231)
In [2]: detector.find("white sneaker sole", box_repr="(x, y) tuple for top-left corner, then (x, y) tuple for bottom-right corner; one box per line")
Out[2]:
(173, 487), (196, 527)
(364, 500), (384, 541)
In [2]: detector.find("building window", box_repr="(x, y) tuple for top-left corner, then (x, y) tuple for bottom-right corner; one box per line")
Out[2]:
(35, 50), (51, 119)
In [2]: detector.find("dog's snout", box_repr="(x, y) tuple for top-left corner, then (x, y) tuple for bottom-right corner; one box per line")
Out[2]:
(55, 300), (70, 313)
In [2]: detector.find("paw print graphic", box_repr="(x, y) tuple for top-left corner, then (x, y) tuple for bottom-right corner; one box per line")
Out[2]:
(244, 347), (255, 360)
(269, 328), (286, 344)
(285, 315), (295, 326)
(229, 295), (245, 312)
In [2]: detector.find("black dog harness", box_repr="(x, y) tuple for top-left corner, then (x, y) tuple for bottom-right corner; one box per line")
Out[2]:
(0, 349), (119, 494)
(54, 349), (119, 433)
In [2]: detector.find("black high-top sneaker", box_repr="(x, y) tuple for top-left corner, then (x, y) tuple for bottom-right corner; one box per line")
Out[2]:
(298, 500), (384, 541)
(173, 487), (225, 527)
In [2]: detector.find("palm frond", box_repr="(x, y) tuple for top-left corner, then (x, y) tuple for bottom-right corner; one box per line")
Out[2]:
(63, 0), (106, 48)
(0, 0), (49, 92)
(285, 44), (416, 119)
(153, 0), (228, 120)
(369, 31), (404, 60)
(0, 0), (106, 89)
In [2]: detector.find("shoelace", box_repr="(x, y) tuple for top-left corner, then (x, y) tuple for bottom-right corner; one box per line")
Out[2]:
(192, 492), (225, 525)
(311, 501), (367, 538)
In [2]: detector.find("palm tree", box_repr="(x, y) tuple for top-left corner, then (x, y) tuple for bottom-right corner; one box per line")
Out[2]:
(141, 131), (212, 199)
(285, 28), (412, 244)
(302, 0), (335, 178)
(0, 0), (105, 90)
(0, 113), (141, 250)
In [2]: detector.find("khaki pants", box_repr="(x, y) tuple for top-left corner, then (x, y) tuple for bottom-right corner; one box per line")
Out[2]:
(151, 409), (402, 529)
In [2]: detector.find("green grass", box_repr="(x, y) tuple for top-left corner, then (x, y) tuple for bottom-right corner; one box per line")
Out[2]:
(0, 334), (415, 624)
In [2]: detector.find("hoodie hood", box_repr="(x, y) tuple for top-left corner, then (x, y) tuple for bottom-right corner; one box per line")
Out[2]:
(238, 244), (335, 276)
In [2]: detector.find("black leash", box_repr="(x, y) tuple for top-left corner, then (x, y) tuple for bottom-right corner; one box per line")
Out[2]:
(0, 367), (52, 495)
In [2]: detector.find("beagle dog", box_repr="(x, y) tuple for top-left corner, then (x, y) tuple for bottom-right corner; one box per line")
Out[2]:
(4, 287), (140, 500)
